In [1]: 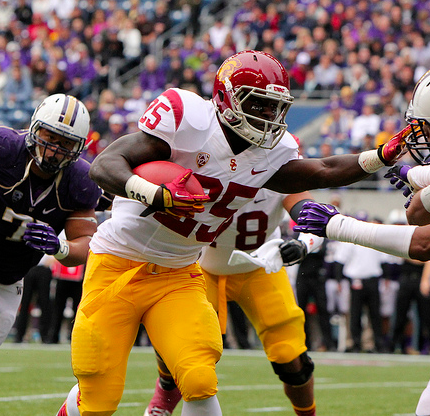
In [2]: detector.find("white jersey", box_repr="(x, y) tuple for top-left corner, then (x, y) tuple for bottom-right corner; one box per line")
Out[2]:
(90, 88), (299, 268)
(200, 188), (287, 275)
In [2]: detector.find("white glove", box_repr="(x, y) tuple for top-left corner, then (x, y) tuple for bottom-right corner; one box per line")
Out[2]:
(228, 239), (284, 274)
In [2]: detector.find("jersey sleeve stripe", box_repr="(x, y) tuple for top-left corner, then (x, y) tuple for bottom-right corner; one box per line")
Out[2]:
(162, 89), (184, 132)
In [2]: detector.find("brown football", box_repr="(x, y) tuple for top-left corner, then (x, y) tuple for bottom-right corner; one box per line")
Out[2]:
(132, 161), (204, 194)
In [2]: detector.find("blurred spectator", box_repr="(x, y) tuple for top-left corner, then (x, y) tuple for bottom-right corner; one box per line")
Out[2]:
(350, 104), (381, 150)
(124, 85), (147, 114)
(334, 216), (387, 353)
(338, 85), (363, 116)
(200, 63), (218, 99)
(231, 0), (255, 28)
(91, 8), (108, 36)
(96, 113), (126, 155)
(152, 0), (172, 37)
(374, 118), (401, 148)
(125, 112), (141, 134)
(14, 0), (33, 26)
(14, 257), (53, 344)
(313, 54), (342, 91)
(264, 3), (281, 33)
(139, 54), (166, 101)
(280, 3), (316, 41)
(249, 4), (270, 39)
(0, 66), (7, 105)
(357, 79), (382, 110)
(165, 56), (184, 89)
(378, 102), (403, 131)
(178, 66), (203, 96)
(296, 239), (337, 352)
(117, 18), (142, 70)
(290, 51), (311, 90)
(0, 0), (15, 31)
(90, 34), (110, 93)
(3, 63), (33, 110)
(103, 27), (124, 61)
(232, 24), (258, 52)
(389, 259), (429, 354)
(0, 35), (12, 71)
(208, 17), (231, 50)
(344, 63), (369, 93)
(45, 59), (69, 96)
(28, 12), (51, 42)
(66, 43), (97, 99)
(30, 55), (48, 99)
(320, 101), (354, 152)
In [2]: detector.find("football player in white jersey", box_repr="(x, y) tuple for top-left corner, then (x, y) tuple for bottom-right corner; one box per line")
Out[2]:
(55, 50), (410, 416)
(143, 188), (325, 416)
(293, 69), (430, 416)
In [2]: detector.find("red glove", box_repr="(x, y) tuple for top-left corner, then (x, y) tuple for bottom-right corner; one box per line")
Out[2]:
(378, 125), (412, 165)
(156, 170), (210, 217)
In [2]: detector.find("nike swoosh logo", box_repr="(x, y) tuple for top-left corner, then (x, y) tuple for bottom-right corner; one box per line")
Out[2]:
(175, 192), (189, 198)
(190, 273), (203, 278)
(42, 207), (56, 214)
(254, 198), (266, 204)
(251, 168), (267, 175)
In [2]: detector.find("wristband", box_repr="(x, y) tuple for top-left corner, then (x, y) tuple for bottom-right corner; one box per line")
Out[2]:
(54, 239), (70, 260)
(289, 199), (314, 223)
(420, 186), (430, 213)
(358, 150), (385, 173)
(125, 174), (159, 205)
(326, 214), (416, 259)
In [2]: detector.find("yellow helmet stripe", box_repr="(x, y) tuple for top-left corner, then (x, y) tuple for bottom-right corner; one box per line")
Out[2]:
(59, 95), (79, 126)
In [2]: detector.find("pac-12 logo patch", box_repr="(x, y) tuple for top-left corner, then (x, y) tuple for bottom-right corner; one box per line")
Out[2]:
(196, 152), (210, 168)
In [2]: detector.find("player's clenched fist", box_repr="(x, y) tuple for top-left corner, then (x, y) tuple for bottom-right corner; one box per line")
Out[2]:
(157, 170), (210, 217)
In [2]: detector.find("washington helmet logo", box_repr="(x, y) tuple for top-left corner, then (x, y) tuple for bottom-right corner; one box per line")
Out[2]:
(218, 58), (242, 85)
(196, 152), (210, 168)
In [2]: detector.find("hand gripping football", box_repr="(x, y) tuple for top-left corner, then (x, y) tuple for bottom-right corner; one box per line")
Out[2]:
(132, 161), (208, 217)
(132, 161), (204, 194)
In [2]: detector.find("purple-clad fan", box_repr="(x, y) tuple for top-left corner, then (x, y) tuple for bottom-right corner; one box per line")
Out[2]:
(0, 93), (102, 345)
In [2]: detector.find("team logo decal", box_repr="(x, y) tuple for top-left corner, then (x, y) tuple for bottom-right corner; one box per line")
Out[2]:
(12, 190), (23, 203)
(196, 152), (210, 168)
(218, 58), (242, 85)
(230, 158), (237, 172)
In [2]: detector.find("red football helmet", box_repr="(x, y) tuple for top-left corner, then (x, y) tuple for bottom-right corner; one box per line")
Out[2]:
(213, 50), (294, 149)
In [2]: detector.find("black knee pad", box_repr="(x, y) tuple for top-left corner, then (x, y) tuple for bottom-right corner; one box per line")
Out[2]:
(271, 352), (315, 386)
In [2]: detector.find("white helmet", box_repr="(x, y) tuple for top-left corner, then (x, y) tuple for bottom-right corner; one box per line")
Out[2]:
(25, 94), (90, 173)
(405, 70), (430, 165)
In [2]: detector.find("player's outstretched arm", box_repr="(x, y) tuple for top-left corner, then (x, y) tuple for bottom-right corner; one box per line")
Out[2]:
(265, 126), (411, 194)
(293, 201), (430, 262)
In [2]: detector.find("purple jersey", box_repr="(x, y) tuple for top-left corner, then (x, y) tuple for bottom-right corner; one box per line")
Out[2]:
(0, 127), (102, 284)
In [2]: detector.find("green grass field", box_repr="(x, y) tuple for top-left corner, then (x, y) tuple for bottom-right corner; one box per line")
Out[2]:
(1, 344), (429, 416)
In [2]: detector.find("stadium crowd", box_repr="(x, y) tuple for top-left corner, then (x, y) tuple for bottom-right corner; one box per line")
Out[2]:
(4, 0), (430, 355)
(0, 0), (429, 159)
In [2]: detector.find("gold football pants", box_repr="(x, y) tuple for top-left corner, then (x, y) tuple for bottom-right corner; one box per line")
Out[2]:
(71, 251), (222, 415)
(204, 266), (306, 363)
